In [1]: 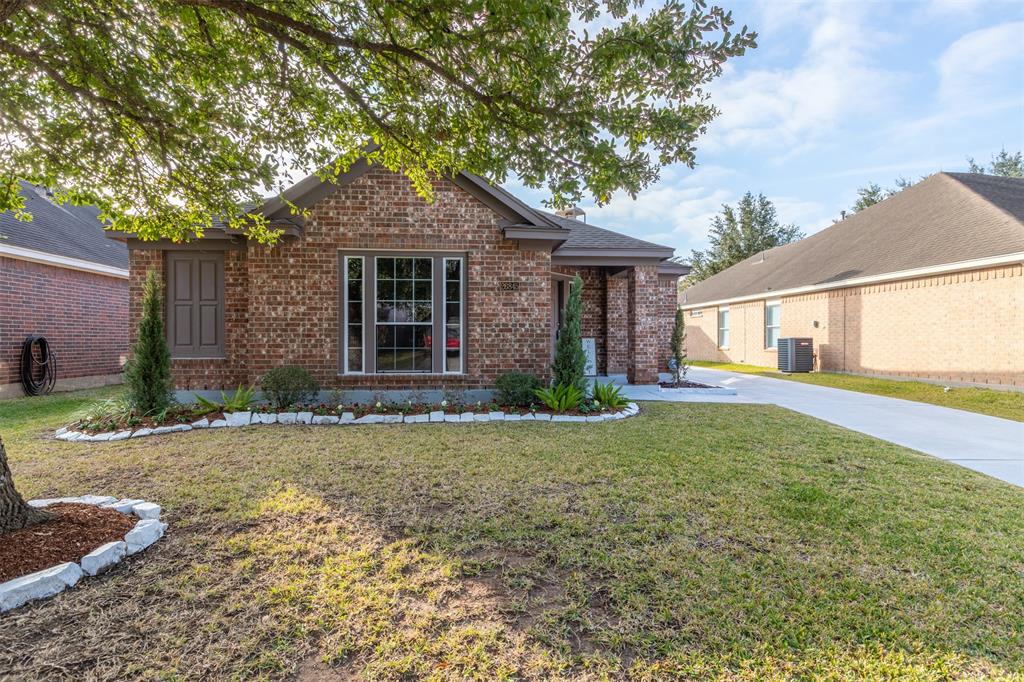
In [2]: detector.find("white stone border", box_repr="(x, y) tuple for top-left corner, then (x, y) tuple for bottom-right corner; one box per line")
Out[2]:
(0, 496), (166, 612)
(55, 403), (641, 442)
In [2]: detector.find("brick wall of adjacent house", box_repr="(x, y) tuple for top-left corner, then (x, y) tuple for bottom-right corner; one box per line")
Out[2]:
(0, 255), (127, 396)
(129, 168), (555, 391)
(683, 263), (1024, 387)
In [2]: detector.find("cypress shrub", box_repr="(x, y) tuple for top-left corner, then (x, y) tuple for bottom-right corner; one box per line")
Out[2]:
(125, 269), (173, 414)
(553, 274), (587, 395)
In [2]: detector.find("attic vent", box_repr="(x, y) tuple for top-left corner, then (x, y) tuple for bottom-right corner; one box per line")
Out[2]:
(556, 207), (586, 222)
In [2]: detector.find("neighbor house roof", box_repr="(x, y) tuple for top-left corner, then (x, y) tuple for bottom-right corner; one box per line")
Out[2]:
(681, 172), (1024, 308)
(0, 182), (128, 276)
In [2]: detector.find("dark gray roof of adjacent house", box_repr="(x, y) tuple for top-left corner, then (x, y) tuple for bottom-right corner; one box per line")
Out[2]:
(0, 182), (128, 269)
(681, 172), (1024, 307)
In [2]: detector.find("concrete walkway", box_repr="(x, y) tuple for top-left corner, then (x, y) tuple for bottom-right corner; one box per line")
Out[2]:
(611, 368), (1024, 487)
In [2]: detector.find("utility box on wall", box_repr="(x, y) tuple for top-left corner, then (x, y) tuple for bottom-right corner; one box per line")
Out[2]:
(778, 338), (813, 373)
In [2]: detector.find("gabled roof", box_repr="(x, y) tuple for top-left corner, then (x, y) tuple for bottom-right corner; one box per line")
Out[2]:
(681, 172), (1024, 307)
(0, 182), (128, 270)
(542, 210), (674, 257)
(253, 163), (680, 266)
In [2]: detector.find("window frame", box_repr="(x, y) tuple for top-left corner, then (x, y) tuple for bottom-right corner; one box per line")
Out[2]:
(165, 250), (225, 359)
(764, 300), (781, 350)
(717, 306), (730, 349)
(342, 255), (365, 374)
(338, 250), (466, 375)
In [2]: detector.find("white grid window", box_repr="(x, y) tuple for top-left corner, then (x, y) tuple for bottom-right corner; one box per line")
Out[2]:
(765, 301), (781, 349)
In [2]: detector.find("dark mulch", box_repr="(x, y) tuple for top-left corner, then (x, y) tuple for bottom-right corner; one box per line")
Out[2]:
(0, 504), (136, 582)
(658, 380), (716, 389)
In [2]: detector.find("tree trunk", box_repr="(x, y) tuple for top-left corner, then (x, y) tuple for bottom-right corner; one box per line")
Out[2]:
(0, 436), (52, 534)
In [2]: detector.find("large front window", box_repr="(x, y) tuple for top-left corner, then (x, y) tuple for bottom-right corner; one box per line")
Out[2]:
(340, 252), (465, 374)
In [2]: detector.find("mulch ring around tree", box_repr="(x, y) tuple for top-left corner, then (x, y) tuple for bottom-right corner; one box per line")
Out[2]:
(0, 504), (137, 582)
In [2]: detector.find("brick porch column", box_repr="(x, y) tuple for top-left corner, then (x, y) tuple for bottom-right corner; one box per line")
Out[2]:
(627, 265), (660, 384)
(605, 273), (629, 374)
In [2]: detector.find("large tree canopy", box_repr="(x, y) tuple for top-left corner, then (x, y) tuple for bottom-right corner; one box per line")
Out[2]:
(686, 192), (802, 284)
(0, 0), (754, 243)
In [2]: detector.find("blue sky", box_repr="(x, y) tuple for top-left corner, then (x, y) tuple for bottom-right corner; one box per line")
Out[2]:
(505, 0), (1024, 259)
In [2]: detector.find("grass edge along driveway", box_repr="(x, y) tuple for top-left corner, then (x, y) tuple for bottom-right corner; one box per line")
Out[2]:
(0, 389), (1022, 680)
(689, 360), (1024, 422)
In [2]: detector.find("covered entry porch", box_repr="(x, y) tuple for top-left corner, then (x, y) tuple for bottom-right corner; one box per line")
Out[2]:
(549, 260), (686, 384)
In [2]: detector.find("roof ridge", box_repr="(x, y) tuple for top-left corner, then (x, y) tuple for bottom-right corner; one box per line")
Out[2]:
(941, 172), (1024, 227)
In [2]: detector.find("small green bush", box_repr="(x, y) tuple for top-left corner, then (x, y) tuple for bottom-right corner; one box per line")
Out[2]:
(261, 366), (319, 409)
(495, 372), (542, 406)
(591, 381), (628, 408)
(534, 383), (583, 413)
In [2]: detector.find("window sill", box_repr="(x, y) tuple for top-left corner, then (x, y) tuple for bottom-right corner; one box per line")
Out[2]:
(172, 356), (227, 361)
(338, 372), (466, 377)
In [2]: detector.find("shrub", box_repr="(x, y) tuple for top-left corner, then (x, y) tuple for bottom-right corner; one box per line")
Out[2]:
(553, 274), (587, 395)
(670, 307), (688, 385)
(261, 366), (319, 409)
(495, 372), (542, 406)
(591, 381), (628, 408)
(534, 383), (583, 413)
(194, 385), (257, 415)
(125, 269), (172, 415)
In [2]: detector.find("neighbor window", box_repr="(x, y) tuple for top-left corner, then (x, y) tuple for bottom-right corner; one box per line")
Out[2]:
(717, 307), (730, 348)
(166, 251), (224, 358)
(765, 301), (781, 349)
(340, 252), (465, 374)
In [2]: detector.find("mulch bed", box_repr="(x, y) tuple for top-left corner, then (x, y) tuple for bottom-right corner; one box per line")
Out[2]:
(658, 380), (716, 389)
(0, 504), (137, 582)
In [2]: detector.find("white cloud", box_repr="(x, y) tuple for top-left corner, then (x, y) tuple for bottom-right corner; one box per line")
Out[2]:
(702, 4), (902, 153)
(937, 21), (1024, 105)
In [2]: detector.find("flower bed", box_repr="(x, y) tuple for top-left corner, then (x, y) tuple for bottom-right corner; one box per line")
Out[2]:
(56, 402), (641, 442)
(0, 496), (166, 612)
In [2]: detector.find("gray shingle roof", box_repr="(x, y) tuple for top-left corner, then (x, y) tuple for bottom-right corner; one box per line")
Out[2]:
(0, 182), (128, 269)
(542, 210), (673, 253)
(681, 172), (1024, 306)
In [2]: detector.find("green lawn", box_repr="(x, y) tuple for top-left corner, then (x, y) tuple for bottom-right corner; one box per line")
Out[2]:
(689, 360), (1024, 422)
(1, 389), (1022, 680)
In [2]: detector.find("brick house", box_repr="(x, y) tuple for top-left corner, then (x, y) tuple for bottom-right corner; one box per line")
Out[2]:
(681, 173), (1024, 388)
(0, 182), (129, 398)
(115, 163), (686, 398)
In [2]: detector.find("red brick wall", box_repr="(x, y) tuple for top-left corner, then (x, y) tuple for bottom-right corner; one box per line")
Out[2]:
(130, 168), (554, 391)
(627, 264), (661, 384)
(606, 274), (629, 374)
(0, 255), (127, 391)
(553, 266), (607, 375)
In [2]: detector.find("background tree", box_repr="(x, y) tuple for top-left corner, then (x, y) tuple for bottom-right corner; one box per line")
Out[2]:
(669, 307), (688, 385)
(687, 193), (803, 283)
(968, 148), (1023, 177)
(847, 177), (915, 215)
(0, 0), (755, 242)
(553, 274), (587, 395)
(125, 270), (173, 414)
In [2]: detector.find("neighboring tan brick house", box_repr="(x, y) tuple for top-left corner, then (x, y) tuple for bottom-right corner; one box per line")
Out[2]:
(115, 163), (686, 397)
(0, 182), (129, 398)
(681, 172), (1024, 388)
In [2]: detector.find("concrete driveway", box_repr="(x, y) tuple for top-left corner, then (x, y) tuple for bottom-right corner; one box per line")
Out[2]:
(615, 367), (1024, 487)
